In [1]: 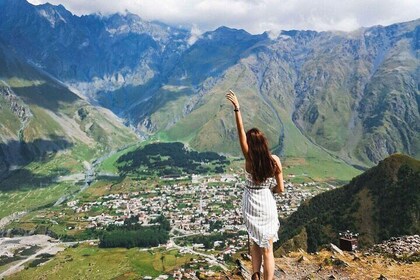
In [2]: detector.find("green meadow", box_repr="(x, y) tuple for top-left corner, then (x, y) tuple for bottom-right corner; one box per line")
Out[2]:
(6, 245), (196, 280)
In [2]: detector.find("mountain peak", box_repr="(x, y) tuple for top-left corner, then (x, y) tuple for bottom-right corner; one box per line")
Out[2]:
(355, 153), (420, 186)
(212, 26), (250, 36)
(378, 153), (420, 169)
(35, 4), (73, 27)
(106, 11), (142, 23)
(201, 26), (267, 42)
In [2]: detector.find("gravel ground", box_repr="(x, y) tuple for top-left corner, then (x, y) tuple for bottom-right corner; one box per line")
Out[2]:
(0, 235), (65, 278)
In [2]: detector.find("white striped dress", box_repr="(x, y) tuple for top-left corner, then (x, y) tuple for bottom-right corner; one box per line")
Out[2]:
(242, 171), (279, 248)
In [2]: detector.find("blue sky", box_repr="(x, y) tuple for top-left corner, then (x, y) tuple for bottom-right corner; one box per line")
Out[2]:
(28, 0), (420, 35)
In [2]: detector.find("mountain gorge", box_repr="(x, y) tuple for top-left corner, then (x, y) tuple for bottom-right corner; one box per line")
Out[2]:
(0, 0), (418, 171)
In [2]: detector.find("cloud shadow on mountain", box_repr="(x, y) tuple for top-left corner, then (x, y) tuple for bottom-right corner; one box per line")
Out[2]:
(0, 168), (60, 191)
(7, 81), (80, 113)
(0, 137), (73, 189)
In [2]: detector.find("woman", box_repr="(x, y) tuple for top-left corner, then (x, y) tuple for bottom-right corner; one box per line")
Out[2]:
(226, 90), (284, 280)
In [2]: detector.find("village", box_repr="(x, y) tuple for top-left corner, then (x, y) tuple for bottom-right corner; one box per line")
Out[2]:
(67, 174), (332, 231)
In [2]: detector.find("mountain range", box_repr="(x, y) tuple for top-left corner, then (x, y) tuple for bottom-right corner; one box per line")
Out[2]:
(0, 0), (418, 174)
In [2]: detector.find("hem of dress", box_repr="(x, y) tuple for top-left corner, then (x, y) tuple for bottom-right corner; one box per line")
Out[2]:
(247, 229), (279, 248)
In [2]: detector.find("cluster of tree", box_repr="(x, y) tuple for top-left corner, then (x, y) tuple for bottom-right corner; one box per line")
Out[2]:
(55, 227), (101, 242)
(277, 182), (357, 252)
(371, 161), (419, 241)
(99, 227), (169, 248)
(209, 220), (224, 231)
(117, 142), (228, 176)
(276, 155), (420, 253)
(99, 214), (171, 248)
(27, 253), (54, 268)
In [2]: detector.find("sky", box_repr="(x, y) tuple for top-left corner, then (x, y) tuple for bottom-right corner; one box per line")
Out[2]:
(27, 0), (420, 35)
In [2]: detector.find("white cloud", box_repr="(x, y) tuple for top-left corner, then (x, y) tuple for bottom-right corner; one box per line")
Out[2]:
(188, 24), (203, 46)
(27, 0), (420, 34)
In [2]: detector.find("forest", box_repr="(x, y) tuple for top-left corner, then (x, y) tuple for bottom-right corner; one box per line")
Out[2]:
(117, 142), (228, 176)
(99, 215), (171, 248)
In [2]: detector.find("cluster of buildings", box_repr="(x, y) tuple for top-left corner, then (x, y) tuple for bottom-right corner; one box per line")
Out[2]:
(66, 174), (330, 231)
(64, 175), (330, 235)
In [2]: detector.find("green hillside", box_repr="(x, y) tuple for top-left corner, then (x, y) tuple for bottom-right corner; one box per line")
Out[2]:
(0, 44), (138, 218)
(157, 64), (361, 182)
(275, 154), (420, 255)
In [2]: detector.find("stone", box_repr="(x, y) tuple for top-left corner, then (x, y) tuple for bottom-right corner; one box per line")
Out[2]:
(330, 243), (344, 256)
(332, 257), (349, 267)
(297, 255), (308, 263)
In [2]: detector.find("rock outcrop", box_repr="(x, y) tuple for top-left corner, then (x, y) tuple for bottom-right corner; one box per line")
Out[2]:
(370, 235), (420, 260)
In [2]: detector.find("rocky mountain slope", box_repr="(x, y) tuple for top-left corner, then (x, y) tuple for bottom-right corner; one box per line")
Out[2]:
(0, 0), (190, 107)
(275, 154), (420, 254)
(0, 0), (418, 167)
(237, 241), (420, 280)
(0, 41), (138, 179)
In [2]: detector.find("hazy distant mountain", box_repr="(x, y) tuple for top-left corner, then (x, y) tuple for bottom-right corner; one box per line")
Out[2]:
(0, 0), (418, 167)
(275, 154), (420, 254)
(0, 0), (189, 106)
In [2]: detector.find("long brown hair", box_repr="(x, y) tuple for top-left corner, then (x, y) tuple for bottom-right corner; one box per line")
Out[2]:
(246, 128), (277, 184)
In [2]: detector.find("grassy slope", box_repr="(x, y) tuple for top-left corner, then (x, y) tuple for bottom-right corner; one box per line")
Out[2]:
(7, 245), (195, 279)
(278, 109), (361, 182)
(294, 25), (419, 165)
(0, 94), (20, 138)
(295, 42), (358, 152)
(0, 148), (90, 218)
(0, 183), (79, 218)
(355, 39), (420, 163)
(159, 64), (361, 182)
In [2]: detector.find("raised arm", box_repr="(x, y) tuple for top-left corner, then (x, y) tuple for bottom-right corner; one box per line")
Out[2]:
(272, 155), (284, 193)
(226, 90), (249, 159)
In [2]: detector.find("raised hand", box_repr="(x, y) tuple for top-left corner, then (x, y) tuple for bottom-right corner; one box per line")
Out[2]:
(226, 90), (240, 110)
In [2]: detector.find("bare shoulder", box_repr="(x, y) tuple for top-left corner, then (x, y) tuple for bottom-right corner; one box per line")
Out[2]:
(271, 154), (282, 165)
(271, 155), (282, 170)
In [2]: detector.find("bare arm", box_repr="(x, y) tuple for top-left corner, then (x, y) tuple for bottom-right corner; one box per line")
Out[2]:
(272, 155), (284, 193)
(226, 90), (249, 159)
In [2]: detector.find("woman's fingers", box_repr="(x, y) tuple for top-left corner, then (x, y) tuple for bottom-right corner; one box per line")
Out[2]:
(226, 93), (234, 101)
(226, 90), (239, 107)
(226, 91), (236, 100)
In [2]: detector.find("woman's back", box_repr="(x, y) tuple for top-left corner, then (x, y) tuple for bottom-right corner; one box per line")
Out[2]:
(244, 169), (276, 189)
